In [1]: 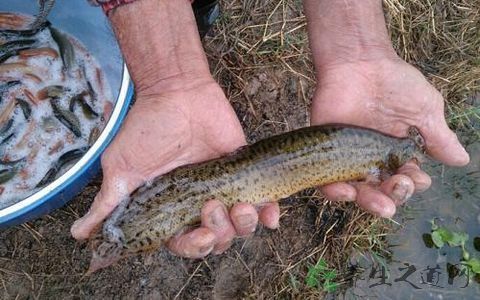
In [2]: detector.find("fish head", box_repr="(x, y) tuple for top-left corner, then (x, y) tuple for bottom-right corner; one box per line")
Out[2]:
(387, 126), (427, 170)
(86, 238), (124, 275)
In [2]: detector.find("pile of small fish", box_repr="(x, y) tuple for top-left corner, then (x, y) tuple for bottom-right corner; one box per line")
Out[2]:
(0, 12), (113, 208)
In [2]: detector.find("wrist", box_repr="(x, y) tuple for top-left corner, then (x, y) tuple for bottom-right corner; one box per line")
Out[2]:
(108, 0), (212, 95)
(304, 0), (397, 72)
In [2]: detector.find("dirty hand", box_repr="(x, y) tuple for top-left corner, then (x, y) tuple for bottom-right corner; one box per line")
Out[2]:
(304, 0), (469, 217)
(70, 0), (281, 258)
(70, 79), (280, 258)
(311, 57), (470, 217)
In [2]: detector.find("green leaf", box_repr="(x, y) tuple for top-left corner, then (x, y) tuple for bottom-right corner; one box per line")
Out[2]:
(323, 281), (338, 293)
(306, 259), (339, 291)
(465, 258), (480, 274)
(463, 249), (470, 261)
(314, 259), (328, 272)
(436, 227), (454, 242)
(459, 232), (469, 244)
(306, 264), (320, 288)
(448, 232), (469, 247)
(323, 270), (337, 281)
(431, 231), (445, 248)
(305, 274), (318, 288)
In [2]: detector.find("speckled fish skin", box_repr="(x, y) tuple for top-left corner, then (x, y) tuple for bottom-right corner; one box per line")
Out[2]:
(89, 125), (424, 273)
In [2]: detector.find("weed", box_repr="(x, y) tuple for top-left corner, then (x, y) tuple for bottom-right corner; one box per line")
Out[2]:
(428, 219), (480, 277)
(305, 258), (339, 293)
(430, 219), (469, 250)
(288, 272), (300, 292)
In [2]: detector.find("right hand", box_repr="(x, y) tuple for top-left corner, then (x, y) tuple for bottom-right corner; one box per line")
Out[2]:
(310, 57), (469, 216)
(70, 77), (280, 258)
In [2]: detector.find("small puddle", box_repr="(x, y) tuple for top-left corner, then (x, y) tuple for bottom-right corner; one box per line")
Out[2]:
(343, 131), (480, 299)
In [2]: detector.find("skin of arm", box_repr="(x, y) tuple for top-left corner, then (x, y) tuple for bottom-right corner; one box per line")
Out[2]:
(108, 0), (210, 95)
(304, 0), (397, 68)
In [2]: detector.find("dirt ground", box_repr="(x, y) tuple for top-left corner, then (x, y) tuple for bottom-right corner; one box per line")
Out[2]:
(1, 0), (479, 299)
(1, 185), (363, 299)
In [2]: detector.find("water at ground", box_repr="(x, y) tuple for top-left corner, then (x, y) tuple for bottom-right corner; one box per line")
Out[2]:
(345, 132), (480, 299)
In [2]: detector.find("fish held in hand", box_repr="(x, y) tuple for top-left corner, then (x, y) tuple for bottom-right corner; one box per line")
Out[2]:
(88, 125), (426, 273)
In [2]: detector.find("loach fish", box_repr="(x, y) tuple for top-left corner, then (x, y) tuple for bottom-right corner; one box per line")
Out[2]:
(69, 93), (99, 120)
(36, 147), (87, 188)
(0, 0), (53, 42)
(0, 39), (37, 63)
(49, 26), (75, 71)
(88, 125), (426, 273)
(0, 157), (26, 184)
(29, 0), (56, 31)
(50, 98), (82, 137)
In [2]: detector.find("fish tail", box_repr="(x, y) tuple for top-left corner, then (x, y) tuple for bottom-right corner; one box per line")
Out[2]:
(30, 0), (55, 30)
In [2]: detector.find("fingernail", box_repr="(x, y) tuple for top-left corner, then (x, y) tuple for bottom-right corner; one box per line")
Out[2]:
(269, 217), (280, 230)
(391, 182), (411, 202)
(459, 146), (470, 162)
(209, 206), (228, 228)
(198, 245), (214, 257)
(71, 210), (91, 238)
(372, 201), (395, 218)
(380, 205), (396, 218)
(334, 195), (355, 202)
(71, 219), (82, 232)
(213, 241), (232, 255)
(234, 214), (256, 229)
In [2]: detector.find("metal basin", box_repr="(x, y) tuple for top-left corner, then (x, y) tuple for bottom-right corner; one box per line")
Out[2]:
(0, 1), (132, 228)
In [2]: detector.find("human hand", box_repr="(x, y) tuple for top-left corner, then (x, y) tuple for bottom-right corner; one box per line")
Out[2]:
(303, 0), (469, 217)
(70, 78), (279, 258)
(70, 0), (282, 259)
(311, 57), (470, 217)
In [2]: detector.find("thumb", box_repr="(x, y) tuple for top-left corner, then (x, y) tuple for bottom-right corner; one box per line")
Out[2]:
(422, 116), (469, 166)
(70, 176), (130, 240)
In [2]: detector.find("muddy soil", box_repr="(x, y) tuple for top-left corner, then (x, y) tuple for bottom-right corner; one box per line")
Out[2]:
(0, 185), (354, 299)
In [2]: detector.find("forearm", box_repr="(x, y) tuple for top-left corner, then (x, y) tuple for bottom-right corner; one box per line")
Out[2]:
(303, 0), (397, 72)
(108, 0), (211, 95)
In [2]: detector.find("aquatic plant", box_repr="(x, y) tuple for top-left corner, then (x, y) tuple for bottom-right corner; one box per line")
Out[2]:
(429, 219), (480, 277)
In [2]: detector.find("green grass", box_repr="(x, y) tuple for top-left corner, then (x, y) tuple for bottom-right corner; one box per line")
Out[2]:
(305, 258), (339, 293)
(448, 105), (480, 127)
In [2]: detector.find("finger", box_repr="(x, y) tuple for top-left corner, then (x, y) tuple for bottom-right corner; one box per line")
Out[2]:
(379, 174), (415, 205)
(321, 182), (357, 202)
(230, 203), (259, 236)
(356, 184), (396, 218)
(201, 200), (236, 254)
(71, 176), (129, 240)
(212, 241), (232, 255)
(422, 116), (469, 166)
(396, 161), (432, 192)
(167, 228), (216, 259)
(258, 202), (280, 229)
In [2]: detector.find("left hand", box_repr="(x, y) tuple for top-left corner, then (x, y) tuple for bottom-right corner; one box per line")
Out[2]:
(71, 78), (280, 258)
(310, 57), (469, 217)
